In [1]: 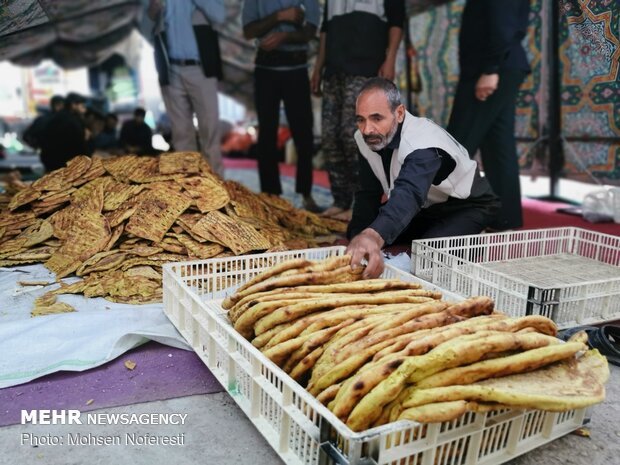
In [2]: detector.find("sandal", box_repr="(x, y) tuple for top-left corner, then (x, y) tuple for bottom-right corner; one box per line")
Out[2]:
(590, 325), (620, 367)
(558, 325), (620, 367)
(320, 206), (346, 218)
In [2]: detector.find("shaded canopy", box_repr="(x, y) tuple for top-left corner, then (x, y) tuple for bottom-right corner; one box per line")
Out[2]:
(0, 0), (142, 68)
(0, 0), (451, 107)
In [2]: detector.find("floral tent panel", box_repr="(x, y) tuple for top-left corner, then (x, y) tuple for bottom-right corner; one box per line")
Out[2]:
(408, 0), (620, 185)
(560, 0), (620, 184)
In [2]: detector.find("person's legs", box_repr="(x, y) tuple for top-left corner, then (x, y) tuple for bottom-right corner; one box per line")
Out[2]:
(420, 207), (494, 238)
(160, 66), (198, 153)
(479, 70), (526, 230)
(183, 67), (223, 176)
(321, 74), (347, 211)
(337, 75), (367, 208)
(254, 67), (283, 194)
(393, 194), (500, 243)
(281, 68), (314, 197)
(322, 74), (366, 218)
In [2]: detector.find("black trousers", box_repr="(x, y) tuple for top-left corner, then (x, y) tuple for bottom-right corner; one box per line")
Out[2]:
(254, 67), (314, 196)
(448, 69), (526, 230)
(393, 192), (500, 243)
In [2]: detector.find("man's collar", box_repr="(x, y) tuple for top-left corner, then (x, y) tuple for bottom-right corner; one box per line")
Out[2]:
(373, 122), (403, 154)
(387, 122), (403, 150)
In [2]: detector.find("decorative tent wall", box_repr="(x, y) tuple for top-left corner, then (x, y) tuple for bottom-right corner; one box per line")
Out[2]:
(408, 0), (620, 187)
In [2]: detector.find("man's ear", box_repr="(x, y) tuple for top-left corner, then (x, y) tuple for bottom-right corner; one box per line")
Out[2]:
(396, 104), (406, 123)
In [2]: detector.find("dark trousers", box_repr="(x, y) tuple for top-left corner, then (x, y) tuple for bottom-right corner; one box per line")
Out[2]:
(394, 193), (500, 243)
(321, 74), (367, 209)
(448, 69), (526, 230)
(254, 67), (314, 196)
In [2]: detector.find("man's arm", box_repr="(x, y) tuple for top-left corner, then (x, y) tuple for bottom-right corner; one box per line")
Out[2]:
(482, 0), (524, 74)
(348, 148), (444, 279)
(368, 148), (443, 245)
(258, 24), (317, 51)
(346, 157), (387, 279)
(243, 6), (304, 40)
(378, 26), (404, 80)
(347, 157), (384, 239)
(311, 1), (329, 95)
(378, 0), (405, 80)
(476, 0), (524, 100)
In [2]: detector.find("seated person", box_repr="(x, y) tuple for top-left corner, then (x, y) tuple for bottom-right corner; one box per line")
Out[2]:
(346, 78), (500, 278)
(120, 108), (154, 155)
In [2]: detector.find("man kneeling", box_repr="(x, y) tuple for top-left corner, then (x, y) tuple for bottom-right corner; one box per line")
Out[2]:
(347, 78), (500, 278)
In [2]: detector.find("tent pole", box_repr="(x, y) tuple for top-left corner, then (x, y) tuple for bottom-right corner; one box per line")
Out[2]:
(404, 19), (414, 113)
(547, 0), (564, 198)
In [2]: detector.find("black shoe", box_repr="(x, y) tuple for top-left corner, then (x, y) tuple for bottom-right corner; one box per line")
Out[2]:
(559, 325), (620, 367)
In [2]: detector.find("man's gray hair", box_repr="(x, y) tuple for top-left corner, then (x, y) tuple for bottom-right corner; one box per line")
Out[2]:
(358, 77), (402, 112)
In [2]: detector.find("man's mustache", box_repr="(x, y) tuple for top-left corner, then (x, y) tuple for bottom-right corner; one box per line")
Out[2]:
(363, 134), (384, 143)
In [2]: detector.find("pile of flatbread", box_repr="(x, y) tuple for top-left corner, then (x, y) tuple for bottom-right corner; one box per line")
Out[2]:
(0, 153), (346, 312)
(223, 255), (610, 431)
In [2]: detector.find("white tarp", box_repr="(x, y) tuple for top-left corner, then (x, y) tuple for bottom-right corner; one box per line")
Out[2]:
(0, 264), (189, 389)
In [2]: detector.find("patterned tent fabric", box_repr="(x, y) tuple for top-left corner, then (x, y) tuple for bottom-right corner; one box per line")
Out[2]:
(560, 0), (620, 184)
(409, 0), (620, 185)
(0, 0), (142, 68)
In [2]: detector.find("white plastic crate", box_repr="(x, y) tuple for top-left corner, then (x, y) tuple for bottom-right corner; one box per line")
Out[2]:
(163, 246), (586, 465)
(411, 227), (620, 328)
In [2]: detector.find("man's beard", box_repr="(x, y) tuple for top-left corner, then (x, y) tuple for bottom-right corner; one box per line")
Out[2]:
(363, 118), (399, 151)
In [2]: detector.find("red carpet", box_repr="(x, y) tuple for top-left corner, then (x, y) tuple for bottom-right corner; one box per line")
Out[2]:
(521, 198), (620, 236)
(224, 158), (331, 189)
(223, 158), (620, 237)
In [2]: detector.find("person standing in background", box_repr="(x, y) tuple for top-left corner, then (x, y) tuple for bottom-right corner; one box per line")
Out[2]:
(39, 93), (92, 172)
(149, 0), (226, 175)
(311, 0), (405, 221)
(447, 0), (531, 231)
(242, 0), (322, 213)
(23, 95), (64, 151)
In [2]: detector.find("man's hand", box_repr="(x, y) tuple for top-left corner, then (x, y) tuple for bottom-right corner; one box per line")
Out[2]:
(475, 73), (499, 101)
(310, 67), (322, 96)
(277, 6), (304, 25)
(378, 57), (396, 81)
(346, 228), (385, 279)
(259, 32), (288, 51)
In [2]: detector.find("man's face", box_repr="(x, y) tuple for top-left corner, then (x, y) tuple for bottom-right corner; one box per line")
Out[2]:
(356, 89), (405, 151)
(73, 102), (87, 115)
